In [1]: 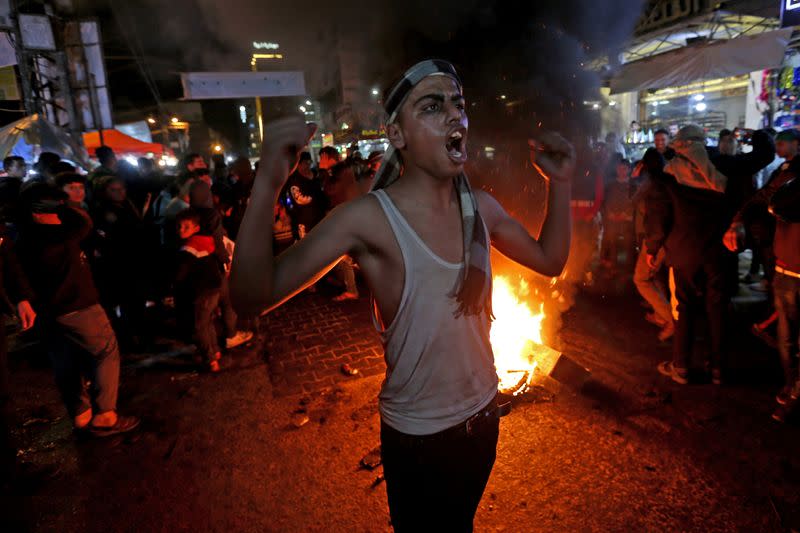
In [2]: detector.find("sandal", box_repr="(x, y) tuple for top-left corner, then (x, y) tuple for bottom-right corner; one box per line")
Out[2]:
(657, 361), (688, 385)
(88, 415), (141, 438)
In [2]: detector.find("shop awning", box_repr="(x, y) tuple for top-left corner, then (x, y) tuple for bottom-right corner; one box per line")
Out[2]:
(83, 129), (170, 158)
(610, 28), (793, 94)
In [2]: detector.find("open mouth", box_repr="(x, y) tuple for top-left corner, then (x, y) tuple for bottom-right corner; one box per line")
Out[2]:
(445, 129), (466, 162)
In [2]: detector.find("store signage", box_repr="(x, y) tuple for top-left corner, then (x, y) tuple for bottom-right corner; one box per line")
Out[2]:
(635, 0), (711, 36)
(181, 71), (306, 99)
(253, 42), (279, 50)
(782, 0), (800, 27)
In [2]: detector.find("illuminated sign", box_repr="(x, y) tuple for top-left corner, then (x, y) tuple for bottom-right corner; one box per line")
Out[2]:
(782, 0), (800, 26)
(253, 42), (279, 50)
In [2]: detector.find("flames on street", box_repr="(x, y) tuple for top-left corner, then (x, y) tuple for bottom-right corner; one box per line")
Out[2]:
(490, 276), (547, 395)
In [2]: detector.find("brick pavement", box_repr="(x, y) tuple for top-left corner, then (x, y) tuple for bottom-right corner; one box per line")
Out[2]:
(261, 290), (385, 396)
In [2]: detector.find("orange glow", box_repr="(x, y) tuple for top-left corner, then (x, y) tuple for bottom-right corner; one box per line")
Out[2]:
(490, 276), (545, 393)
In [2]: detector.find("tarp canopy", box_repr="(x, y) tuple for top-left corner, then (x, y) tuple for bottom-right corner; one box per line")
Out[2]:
(83, 129), (170, 158)
(0, 114), (92, 169)
(610, 28), (793, 94)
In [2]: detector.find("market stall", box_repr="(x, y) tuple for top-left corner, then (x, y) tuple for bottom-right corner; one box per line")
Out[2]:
(0, 114), (92, 170)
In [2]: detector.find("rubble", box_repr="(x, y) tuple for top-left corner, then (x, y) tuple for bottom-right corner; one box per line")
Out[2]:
(360, 445), (382, 470)
(340, 364), (359, 376)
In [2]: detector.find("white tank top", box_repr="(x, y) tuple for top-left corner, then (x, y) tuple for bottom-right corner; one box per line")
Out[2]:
(370, 190), (499, 435)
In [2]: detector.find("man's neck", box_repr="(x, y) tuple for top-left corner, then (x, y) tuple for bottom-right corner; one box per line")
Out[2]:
(395, 164), (457, 210)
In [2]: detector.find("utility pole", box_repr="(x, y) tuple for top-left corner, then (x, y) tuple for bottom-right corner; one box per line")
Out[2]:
(11, 0), (35, 116)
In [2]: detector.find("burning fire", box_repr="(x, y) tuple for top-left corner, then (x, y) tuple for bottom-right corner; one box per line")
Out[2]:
(490, 276), (546, 394)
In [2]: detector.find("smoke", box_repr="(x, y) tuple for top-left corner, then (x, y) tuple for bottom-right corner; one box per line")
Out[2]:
(91, 0), (644, 339)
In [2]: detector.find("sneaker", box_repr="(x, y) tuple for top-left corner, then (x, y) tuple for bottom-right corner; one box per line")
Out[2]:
(208, 360), (220, 373)
(711, 368), (722, 386)
(772, 408), (787, 423)
(657, 322), (675, 342)
(333, 292), (359, 302)
(776, 386), (792, 405)
(657, 361), (689, 385)
(645, 313), (667, 327)
(88, 415), (140, 438)
(226, 331), (254, 349)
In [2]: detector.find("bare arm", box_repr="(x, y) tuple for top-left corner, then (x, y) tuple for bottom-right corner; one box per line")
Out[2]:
(230, 117), (360, 316)
(479, 133), (574, 277)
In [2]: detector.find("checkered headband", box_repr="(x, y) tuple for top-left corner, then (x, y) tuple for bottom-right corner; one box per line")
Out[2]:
(371, 60), (493, 318)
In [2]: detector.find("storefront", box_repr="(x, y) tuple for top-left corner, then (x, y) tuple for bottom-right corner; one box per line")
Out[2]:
(599, 2), (792, 157)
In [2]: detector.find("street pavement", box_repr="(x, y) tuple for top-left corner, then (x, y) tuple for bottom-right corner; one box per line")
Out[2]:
(3, 282), (800, 532)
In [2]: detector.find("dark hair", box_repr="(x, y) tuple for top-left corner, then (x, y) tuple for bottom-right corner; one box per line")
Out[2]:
(299, 151), (312, 163)
(95, 146), (115, 164)
(18, 182), (66, 222)
(180, 152), (203, 171)
(718, 129), (733, 140)
(3, 155), (24, 171)
(50, 161), (76, 176)
(617, 158), (632, 168)
(642, 147), (665, 176)
(654, 129), (669, 137)
(35, 152), (61, 174)
(330, 160), (354, 181)
(95, 175), (124, 198)
(211, 181), (234, 210)
(189, 179), (212, 208)
(175, 207), (201, 225)
(319, 146), (339, 159)
(54, 172), (86, 188)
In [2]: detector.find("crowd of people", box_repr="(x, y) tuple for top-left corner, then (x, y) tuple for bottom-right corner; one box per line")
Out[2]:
(0, 142), (381, 445)
(589, 125), (799, 421)
(0, 120), (797, 448)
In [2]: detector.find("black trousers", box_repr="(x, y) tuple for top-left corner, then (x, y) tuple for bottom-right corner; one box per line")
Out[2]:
(380, 406), (499, 533)
(672, 259), (728, 371)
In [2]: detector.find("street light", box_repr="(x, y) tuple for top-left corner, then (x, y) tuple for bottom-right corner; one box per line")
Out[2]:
(305, 100), (312, 106)
(171, 117), (179, 124)
(147, 117), (156, 124)
(213, 144), (223, 153)
(371, 88), (379, 96)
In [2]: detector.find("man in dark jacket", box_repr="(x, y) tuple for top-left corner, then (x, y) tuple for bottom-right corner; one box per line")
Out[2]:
(647, 125), (751, 385)
(16, 184), (138, 437)
(646, 166), (729, 385)
(724, 130), (797, 285)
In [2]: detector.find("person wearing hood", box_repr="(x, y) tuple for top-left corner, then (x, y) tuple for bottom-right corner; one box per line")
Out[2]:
(647, 125), (735, 386)
(232, 59), (574, 530)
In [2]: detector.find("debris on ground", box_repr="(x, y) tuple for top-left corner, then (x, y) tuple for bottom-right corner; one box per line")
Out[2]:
(22, 417), (52, 427)
(360, 445), (382, 470)
(291, 412), (309, 428)
(370, 473), (385, 488)
(341, 364), (359, 376)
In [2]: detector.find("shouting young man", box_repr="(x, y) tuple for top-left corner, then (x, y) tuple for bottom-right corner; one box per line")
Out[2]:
(232, 60), (573, 531)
